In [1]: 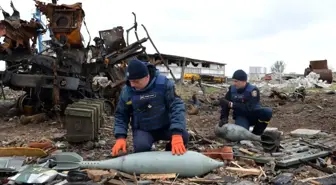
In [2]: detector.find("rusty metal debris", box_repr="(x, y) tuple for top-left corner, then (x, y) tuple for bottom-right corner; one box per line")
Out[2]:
(34, 0), (86, 48)
(304, 60), (333, 84)
(0, 0), (177, 142)
(201, 146), (234, 161)
(0, 1), (45, 58)
(0, 1), (162, 116)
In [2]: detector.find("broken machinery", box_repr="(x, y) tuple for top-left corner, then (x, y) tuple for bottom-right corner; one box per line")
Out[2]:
(0, 0), (172, 142)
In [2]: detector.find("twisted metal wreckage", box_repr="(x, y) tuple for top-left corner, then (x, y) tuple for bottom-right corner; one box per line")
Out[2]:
(0, 0), (176, 142)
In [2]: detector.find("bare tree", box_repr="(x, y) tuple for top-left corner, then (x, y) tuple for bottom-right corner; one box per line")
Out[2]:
(271, 60), (286, 73)
(271, 61), (286, 83)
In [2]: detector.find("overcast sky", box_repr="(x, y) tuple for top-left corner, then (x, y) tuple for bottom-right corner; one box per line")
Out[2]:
(1, 0), (336, 76)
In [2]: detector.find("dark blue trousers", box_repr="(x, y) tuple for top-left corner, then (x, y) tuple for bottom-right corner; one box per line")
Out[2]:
(235, 107), (273, 135)
(132, 127), (189, 153)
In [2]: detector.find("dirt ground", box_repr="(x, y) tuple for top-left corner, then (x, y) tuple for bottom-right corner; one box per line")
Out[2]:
(262, 92), (336, 133)
(186, 86), (336, 140)
(0, 85), (335, 184)
(1, 85), (336, 150)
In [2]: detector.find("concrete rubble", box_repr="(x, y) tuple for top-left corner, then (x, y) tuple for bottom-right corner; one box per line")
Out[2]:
(255, 72), (333, 95)
(189, 72), (334, 98)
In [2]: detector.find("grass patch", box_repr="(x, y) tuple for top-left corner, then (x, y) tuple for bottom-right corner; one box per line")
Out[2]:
(205, 87), (221, 94)
(329, 83), (336, 90)
(305, 83), (336, 93)
(175, 84), (223, 102)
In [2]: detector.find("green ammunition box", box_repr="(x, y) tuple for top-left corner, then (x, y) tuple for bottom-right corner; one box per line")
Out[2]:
(77, 99), (104, 128)
(70, 102), (99, 139)
(64, 106), (95, 142)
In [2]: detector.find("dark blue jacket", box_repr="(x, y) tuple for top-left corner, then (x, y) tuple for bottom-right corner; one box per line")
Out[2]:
(113, 63), (186, 139)
(223, 83), (261, 117)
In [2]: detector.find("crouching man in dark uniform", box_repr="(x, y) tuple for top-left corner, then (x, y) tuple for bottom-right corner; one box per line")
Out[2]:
(219, 69), (272, 135)
(111, 59), (189, 156)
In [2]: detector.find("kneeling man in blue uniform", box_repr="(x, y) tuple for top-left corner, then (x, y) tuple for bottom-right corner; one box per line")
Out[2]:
(111, 59), (189, 156)
(219, 69), (272, 135)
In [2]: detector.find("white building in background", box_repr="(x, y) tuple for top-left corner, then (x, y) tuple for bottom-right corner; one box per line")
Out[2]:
(145, 53), (226, 80)
(249, 66), (267, 81)
(156, 63), (225, 80)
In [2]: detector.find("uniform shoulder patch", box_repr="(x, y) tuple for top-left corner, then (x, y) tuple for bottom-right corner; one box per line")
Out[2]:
(251, 90), (258, 97)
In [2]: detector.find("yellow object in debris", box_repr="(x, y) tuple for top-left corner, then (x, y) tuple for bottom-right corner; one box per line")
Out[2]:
(184, 73), (200, 80)
(0, 147), (48, 157)
(184, 73), (225, 83)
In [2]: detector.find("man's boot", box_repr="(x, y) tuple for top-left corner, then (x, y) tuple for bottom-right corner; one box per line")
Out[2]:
(252, 120), (268, 135)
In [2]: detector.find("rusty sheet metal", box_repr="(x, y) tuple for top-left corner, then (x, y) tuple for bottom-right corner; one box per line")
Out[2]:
(310, 60), (328, 69)
(310, 59), (329, 69)
(0, 19), (45, 53)
(305, 59), (333, 83)
(201, 146), (234, 161)
(0, 0), (45, 53)
(35, 0), (85, 48)
(312, 69), (333, 84)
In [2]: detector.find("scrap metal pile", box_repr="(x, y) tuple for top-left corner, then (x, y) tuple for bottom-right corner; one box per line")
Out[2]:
(304, 60), (333, 84)
(1, 0), (139, 115)
(0, 1), (173, 142)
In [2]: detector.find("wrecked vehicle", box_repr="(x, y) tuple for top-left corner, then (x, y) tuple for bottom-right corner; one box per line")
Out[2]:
(0, 1), (151, 115)
(0, 1), (172, 142)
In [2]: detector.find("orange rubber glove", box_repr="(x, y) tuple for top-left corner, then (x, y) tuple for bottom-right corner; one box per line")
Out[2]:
(111, 138), (127, 156)
(171, 135), (186, 155)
